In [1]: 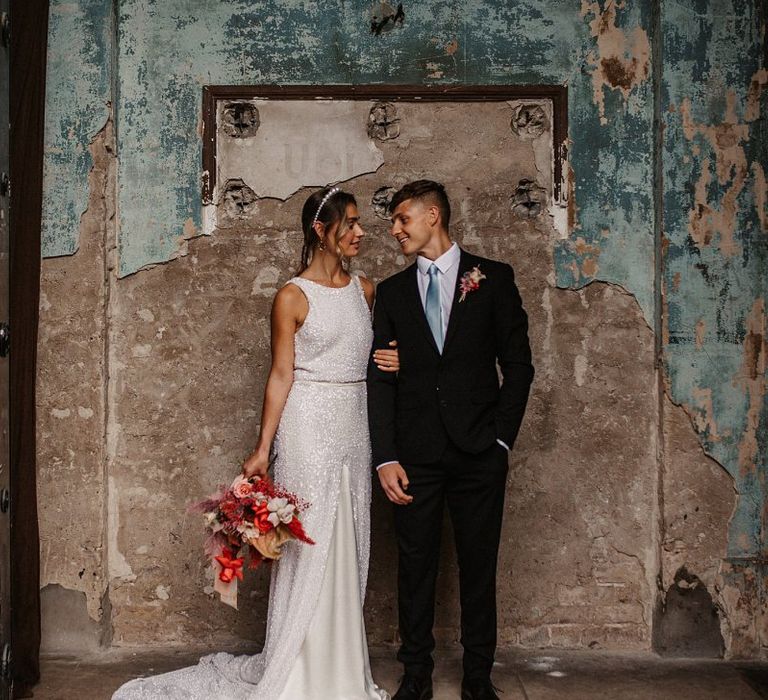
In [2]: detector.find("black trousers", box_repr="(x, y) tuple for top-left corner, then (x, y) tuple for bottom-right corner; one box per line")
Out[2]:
(393, 440), (509, 680)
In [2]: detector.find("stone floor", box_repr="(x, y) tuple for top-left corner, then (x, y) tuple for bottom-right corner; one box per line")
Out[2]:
(26, 648), (768, 699)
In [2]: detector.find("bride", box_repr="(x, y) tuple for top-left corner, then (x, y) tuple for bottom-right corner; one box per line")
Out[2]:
(113, 186), (399, 699)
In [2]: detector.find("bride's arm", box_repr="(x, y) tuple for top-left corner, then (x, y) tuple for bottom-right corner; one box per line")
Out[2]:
(242, 284), (306, 478)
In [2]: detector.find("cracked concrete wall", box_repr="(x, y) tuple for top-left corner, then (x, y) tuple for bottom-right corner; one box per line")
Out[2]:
(36, 0), (766, 658)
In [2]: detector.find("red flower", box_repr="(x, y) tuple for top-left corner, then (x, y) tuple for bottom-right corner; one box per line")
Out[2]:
(254, 501), (273, 533)
(287, 517), (315, 545)
(214, 547), (244, 583)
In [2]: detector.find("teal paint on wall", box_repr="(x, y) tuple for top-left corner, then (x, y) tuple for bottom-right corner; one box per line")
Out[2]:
(661, 0), (767, 559)
(44, 0), (657, 325)
(112, 0), (604, 278)
(42, 0), (112, 256)
(554, 0), (656, 320)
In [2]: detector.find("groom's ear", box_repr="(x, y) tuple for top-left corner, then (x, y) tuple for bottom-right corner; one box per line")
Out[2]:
(427, 203), (440, 227)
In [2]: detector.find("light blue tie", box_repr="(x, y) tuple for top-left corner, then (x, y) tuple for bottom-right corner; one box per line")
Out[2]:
(425, 263), (443, 352)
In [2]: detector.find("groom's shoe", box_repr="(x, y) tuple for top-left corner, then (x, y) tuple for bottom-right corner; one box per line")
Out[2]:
(392, 673), (433, 700)
(461, 678), (500, 700)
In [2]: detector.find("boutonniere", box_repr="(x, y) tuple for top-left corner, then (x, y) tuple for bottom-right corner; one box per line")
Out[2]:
(459, 266), (486, 302)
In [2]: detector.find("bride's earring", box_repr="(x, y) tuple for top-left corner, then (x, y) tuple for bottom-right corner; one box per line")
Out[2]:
(313, 221), (326, 252)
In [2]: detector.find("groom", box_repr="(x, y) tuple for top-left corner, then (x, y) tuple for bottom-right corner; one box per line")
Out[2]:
(367, 180), (534, 700)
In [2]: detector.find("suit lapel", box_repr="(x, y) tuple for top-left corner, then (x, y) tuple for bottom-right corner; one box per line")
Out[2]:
(403, 263), (440, 354)
(442, 249), (475, 353)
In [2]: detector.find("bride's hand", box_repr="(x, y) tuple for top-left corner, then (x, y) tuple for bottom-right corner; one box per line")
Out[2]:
(373, 340), (399, 373)
(242, 447), (270, 479)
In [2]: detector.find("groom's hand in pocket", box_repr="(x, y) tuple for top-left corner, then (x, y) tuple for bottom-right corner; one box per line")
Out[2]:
(378, 462), (413, 505)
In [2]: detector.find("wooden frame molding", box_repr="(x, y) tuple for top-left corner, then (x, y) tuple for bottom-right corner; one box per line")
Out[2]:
(202, 84), (568, 204)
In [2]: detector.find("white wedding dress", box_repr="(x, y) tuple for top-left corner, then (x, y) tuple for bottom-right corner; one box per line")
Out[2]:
(113, 274), (390, 700)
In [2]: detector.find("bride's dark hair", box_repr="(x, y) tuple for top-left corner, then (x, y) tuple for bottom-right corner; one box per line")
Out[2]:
(298, 186), (357, 274)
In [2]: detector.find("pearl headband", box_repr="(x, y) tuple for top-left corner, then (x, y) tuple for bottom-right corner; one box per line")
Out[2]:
(312, 187), (341, 227)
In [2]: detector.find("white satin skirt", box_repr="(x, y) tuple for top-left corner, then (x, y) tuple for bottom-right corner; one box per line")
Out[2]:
(278, 465), (388, 700)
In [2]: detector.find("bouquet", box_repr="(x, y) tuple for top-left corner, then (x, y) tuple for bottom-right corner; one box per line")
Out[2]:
(190, 474), (314, 608)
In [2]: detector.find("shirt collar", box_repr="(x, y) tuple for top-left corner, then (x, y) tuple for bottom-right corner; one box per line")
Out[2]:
(417, 242), (460, 276)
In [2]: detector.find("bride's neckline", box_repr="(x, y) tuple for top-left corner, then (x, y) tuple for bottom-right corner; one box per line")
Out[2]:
(296, 275), (354, 290)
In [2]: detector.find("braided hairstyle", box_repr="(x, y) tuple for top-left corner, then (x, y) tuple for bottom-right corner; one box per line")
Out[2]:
(298, 186), (357, 274)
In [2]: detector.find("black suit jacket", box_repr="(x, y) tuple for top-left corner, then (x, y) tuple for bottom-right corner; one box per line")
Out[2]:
(367, 248), (534, 466)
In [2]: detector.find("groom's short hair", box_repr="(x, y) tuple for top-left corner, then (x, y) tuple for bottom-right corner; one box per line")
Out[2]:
(389, 180), (451, 228)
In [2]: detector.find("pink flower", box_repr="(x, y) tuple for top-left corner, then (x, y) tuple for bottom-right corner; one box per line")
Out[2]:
(231, 476), (253, 499)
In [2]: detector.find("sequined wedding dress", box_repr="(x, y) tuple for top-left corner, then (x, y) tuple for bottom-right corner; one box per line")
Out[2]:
(113, 274), (390, 700)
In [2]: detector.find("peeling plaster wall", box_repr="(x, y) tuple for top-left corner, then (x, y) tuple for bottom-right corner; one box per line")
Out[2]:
(37, 118), (114, 633)
(47, 0), (656, 295)
(36, 0), (767, 658)
(661, 0), (767, 656)
(554, 0), (655, 319)
(42, 0), (112, 256)
(217, 101), (385, 200)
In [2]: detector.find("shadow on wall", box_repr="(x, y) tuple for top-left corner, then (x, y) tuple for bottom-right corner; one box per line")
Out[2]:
(653, 567), (724, 658)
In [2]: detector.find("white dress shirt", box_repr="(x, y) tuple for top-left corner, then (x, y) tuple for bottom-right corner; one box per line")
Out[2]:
(416, 242), (461, 340)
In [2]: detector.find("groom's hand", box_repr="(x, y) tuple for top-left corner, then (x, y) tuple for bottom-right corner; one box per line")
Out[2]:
(378, 463), (413, 505)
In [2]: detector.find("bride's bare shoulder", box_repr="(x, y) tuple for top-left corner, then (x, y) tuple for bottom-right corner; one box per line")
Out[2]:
(273, 281), (309, 317)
